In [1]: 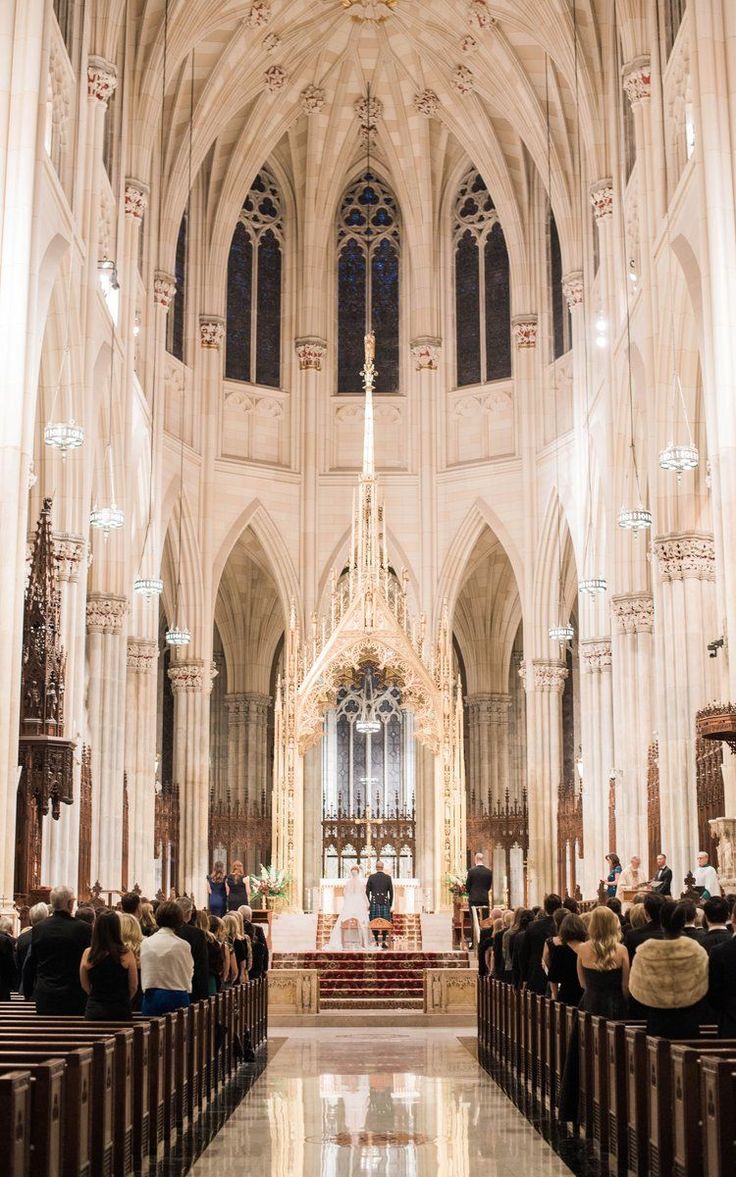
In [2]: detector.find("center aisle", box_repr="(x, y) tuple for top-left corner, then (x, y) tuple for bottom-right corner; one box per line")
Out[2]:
(191, 1027), (574, 1175)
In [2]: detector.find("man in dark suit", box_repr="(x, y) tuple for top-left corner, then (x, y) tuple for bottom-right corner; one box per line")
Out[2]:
(23, 886), (91, 1014)
(650, 853), (673, 896)
(238, 905), (270, 978)
(708, 911), (736, 1036)
(465, 852), (494, 923)
(0, 918), (17, 1002)
(518, 893), (562, 994)
(624, 892), (665, 961)
(680, 898), (707, 943)
(175, 897), (210, 1001)
(366, 861), (393, 948)
(701, 896), (733, 954)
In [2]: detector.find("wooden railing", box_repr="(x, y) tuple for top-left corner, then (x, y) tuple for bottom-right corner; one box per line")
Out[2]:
(478, 977), (736, 1177)
(0, 977), (267, 1176)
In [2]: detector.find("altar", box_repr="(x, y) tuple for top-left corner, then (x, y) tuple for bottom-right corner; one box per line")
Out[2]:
(319, 877), (424, 914)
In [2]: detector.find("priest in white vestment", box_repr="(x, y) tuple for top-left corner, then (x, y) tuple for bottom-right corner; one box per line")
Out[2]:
(694, 851), (721, 897)
(323, 867), (374, 950)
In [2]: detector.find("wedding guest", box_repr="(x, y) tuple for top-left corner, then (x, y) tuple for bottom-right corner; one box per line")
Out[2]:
(238, 905), (269, 978)
(74, 906), (96, 926)
(175, 897), (210, 1002)
(502, 908), (524, 983)
(139, 902), (157, 937)
(624, 892), (664, 961)
(518, 894), (562, 993)
(702, 896), (733, 954)
(119, 911), (143, 1008)
(210, 916), (235, 987)
(629, 901), (708, 1039)
(80, 910), (138, 1021)
(547, 914), (587, 1005)
(139, 901), (193, 1014)
(226, 862), (250, 911)
(541, 907), (567, 976)
(493, 910), (514, 980)
(679, 899), (707, 943)
(120, 892), (142, 921)
(0, 917), (17, 1001)
(511, 909), (534, 988)
(14, 901), (48, 978)
(223, 912), (252, 982)
(708, 907), (736, 1037)
(24, 886), (92, 1014)
(206, 862), (227, 917)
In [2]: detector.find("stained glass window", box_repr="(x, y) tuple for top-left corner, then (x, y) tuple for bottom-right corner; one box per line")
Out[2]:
(337, 173), (400, 394)
(453, 169), (511, 386)
(225, 169), (283, 387)
(549, 211), (569, 360)
(168, 215), (187, 361)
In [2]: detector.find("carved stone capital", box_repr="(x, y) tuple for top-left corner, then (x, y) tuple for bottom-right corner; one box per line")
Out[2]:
(452, 65), (475, 96)
(410, 337), (442, 371)
(511, 315), (538, 349)
(580, 638), (612, 673)
(264, 65), (287, 92)
(124, 179), (148, 221)
(153, 270), (177, 310)
(611, 593), (654, 634)
(87, 56), (117, 106)
(244, 691), (271, 721)
(590, 179), (614, 224)
(623, 56), (652, 106)
(301, 84), (325, 115)
(86, 593), (127, 635)
(562, 271), (584, 311)
(169, 661), (207, 693)
(127, 638), (158, 673)
(654, 532), (716, 582)
(413, 89), (440, 118)
(521, 660), (567, 693)
(225, 692), (250, 723)
(54, 533), (85, 583)
(295, 337), (327, 370)
(489, 692), (512, 721)
(199, 316), (226, 349)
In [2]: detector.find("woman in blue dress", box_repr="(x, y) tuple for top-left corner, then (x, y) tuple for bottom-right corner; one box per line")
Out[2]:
(603, 853), (622, 899)
(206, 862), (227, 917)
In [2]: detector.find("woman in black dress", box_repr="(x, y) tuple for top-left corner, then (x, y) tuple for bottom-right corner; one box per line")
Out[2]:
(226, 861), (250, 911)
(547, 913), (587, 1005)
(559, 906), (629, 1124)
(79, 910), (138, 1021)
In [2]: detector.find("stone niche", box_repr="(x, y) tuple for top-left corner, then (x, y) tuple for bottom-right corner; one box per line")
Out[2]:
(445, 382), (514, 466)
(222, 382), (291, 467)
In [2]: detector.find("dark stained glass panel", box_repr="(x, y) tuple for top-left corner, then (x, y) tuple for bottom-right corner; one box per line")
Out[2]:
(455, 230), (481, 387)
(550, 212), (565, 360)
(372, 239), (399, 393)
(484, 223), (511, 381)
(225, 222), (253, 381)
(170, 215), (187, 362)
(255, 228), (282, 388)
(338, 239), (367, 394)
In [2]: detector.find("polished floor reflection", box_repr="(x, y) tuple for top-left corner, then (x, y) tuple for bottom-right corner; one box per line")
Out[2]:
(191, 1028), (573, 1177)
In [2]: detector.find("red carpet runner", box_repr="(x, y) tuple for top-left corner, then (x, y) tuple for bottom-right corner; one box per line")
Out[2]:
(272, 950), (470, 1009)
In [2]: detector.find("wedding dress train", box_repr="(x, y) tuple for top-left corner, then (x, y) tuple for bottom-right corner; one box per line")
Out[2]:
(322, 873), (375, 951)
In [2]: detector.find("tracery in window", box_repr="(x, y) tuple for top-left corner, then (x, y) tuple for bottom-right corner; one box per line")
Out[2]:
(453, 169), (511, 386)
(337, 173), (400, 394)
(225, 170), (283, 388)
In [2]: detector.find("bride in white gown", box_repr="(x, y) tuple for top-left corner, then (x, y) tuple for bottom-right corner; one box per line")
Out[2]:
(323, 866), (375, 951)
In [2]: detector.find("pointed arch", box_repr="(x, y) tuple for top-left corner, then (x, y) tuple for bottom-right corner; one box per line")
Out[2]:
(212, 499), (299, 627)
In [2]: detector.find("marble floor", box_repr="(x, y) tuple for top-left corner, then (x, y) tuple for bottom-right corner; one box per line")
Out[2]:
(191, 1028), (573, 1177)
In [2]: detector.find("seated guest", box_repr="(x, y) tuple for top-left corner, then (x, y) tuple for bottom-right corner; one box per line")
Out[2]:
(120, 892), (142, 921)
(239, 905), (269, 978)
(139, 902), (157, 937)
(74, 906), (96, 927)
(680, 899), (706, 943)
(80, 910), (138, 1020)
(708, 908), (736, 1037)
(0, 917), (17, 1001)
(175, 897), (210, 1002)
(24, 886), (92, 1014)
(629, 901), (709, 1039)
(624, 892), (664, 961)
(547, 914), (587, 1006)
(14, 901), (48, 981)
(701, 896), (733, 954)
(518, 894), (562, 993)
(139, 901), (193, 1014)
(695, 851), (721, 898)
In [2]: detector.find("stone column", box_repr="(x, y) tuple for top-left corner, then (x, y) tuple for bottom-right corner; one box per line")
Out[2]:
(224, 694), (248, 808)
(579, 638), (614, 897)
(465, 694), (491, 813)
(86, 594), (128, 890)
(509, 650), (526, 803)
(295, 337), (327, 613)
(168, 661), (213, 903)
(411, 338), (441, 597)
(610, 593), (654, 864)
(654, 534), (718, 886)
(125, 638), (158, 896)
(522, 659), (567, 902)
(245, 691), (270, 807)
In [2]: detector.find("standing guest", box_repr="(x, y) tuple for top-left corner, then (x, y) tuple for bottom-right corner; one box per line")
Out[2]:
(223, 912), (252, 982)
(616, 856), (644, 901)
(502, 908), (524, 984)
(518, 894), (562, 993)
(511, 909), (534, 988)
(206, 863), (228, 917)
(602, 853), (622, 899)
(120, 893), (142, 921)
(629, 901), (709, 1039)
(79, 910), (138, 1021)
(650, 853), (673, 896)
(0, 917), (17, 1001)
(562, 897), (580, 915)
(480, 917), (502, 978)
(194, 909), (221, 994)
(707, 909), (736, 1037)
(547, 914), (587, 1005)
(559, 907), (629, 1124)
(605, 897), (624, 928)
(226, 862), (250, 911)
(119, 912), (143, 1007)
(680, 899), (707, 943)
(493, 910), (514, 980)
(210, 916), (236, 986)
(139, 903), (157, 937)
(175, 897), (210, 1002)
(624, 893), (664, 961)
(701, 896), (732, 954)
(465, 852), (494, 929)
(23, 886), (92, 1014)
(541, 908), (567, 976)
(139, 901), (193, 1014)
(694, 851), (721, 898)
(238, 905), (269, 978)
(74, 906), (96, 927)
(14, 902), (48, 979)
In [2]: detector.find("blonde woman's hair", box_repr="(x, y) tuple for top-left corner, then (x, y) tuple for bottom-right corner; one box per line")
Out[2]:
(210, 916), (226, 943)
(587, 906), (622, 969)
(195, 908), (211, 936)
(502, 909), (514, 928)
(222, 912), (242, 941)
(139, 902), (157, 935)
(118, 912), (143, 959)
(628, 902), (648, 930)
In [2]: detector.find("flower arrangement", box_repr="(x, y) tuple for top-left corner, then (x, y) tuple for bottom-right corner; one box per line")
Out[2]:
(446, 873), (468, 899)
(249, 864), (291, 900)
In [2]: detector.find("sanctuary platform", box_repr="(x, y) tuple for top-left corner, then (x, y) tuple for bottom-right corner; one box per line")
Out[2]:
(271, 949), (471, 1010)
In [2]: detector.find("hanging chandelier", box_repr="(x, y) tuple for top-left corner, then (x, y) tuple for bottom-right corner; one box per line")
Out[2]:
(90, 501), (125, 536)
(548, 623), (574, 644)
(617, 503), (653, 532)
(355, 669), (381, 734)
(134, 576), (164, 598)
(90, 333), (124, 539)
(578, 576), (607, 595)
(165, 625), (191, 647)
(45, 420), (84, 455)
(658, 376), (698, 476)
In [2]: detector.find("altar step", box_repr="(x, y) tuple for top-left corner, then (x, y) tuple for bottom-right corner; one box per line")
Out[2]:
(316, 911), (422, 951)
(272, 949), (469, 1010)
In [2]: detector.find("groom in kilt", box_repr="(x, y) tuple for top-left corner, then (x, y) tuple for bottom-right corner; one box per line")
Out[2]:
(366, 860), (394, 948)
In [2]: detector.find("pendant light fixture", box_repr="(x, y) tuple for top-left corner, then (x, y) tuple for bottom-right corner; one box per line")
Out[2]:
(615, 5), (651, 536)
(45, 262), (84, 456)
(134, 0), (169, 601)
(572, 0), (607, 596)
(165, 45), (194, 648)
(90, 316), (124, 538)
(544, 53), (574, 648)
(654, 0), (698, 479)
(355, 667), (382, 734)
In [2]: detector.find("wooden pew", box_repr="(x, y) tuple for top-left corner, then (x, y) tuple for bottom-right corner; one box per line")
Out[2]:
(0, 1070), (32, 1177)
(0, 1059), (64, 1177)
(701, 1054), (736, 1177)
(0, 1047), (92, 1177)
(604, 1019), (646, 1176)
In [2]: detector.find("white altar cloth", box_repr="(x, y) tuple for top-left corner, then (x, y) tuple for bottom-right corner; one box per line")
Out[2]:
(319, 877), (422, 914)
